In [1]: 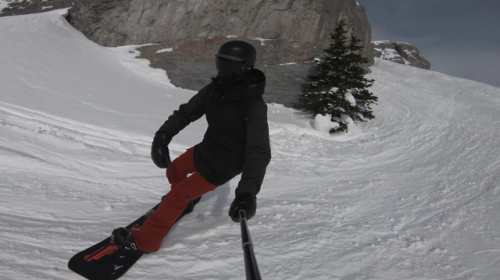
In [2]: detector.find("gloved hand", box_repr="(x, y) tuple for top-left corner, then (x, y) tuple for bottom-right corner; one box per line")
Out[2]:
(151, 131), (171, 168)
(228, 192), (256, 222)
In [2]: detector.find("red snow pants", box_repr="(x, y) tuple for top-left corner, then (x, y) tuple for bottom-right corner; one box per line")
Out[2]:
(132, 147), (217, 252)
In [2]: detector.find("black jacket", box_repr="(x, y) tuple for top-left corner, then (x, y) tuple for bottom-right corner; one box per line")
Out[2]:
(158, 69), (271, 196)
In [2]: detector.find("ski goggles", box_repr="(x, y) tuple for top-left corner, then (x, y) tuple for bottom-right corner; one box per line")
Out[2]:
(215, 56), (245, 76)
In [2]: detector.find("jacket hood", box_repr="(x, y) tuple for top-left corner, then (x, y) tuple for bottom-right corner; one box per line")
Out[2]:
(244, 68), (266, 96)
(212, 68), (266, 102)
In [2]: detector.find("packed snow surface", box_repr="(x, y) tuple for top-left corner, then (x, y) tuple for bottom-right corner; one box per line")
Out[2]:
(1, 10), (500, 280)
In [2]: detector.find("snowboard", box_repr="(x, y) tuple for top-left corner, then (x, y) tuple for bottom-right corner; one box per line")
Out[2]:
(68, 203), (160, 280)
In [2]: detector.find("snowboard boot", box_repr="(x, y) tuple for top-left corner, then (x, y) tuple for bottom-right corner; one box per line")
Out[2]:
(111, 227), (150, 255)
(183, 196), (202, 215)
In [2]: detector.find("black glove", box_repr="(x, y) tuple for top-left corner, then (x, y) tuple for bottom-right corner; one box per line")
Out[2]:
(228, 192), (256, 222)
(151, 131), (171, 168)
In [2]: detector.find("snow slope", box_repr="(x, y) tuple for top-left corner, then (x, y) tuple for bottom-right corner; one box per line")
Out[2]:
(1, 10), (499, 280)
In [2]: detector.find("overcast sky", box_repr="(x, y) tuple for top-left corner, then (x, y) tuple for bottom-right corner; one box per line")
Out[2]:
(358, 0), (500, 88)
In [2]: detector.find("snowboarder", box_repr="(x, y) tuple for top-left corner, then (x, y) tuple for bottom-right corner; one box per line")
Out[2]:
(111, 40), (272, 254)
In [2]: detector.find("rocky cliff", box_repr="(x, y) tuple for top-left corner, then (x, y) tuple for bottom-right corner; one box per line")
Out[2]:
(66, 0), (372, 108)
(68, 0), (372, 63)
(372, 41), (431, 70)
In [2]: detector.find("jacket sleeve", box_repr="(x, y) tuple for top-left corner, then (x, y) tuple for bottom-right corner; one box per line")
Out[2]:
(157, 85), (209, 139)
(236, 99), (272, 196)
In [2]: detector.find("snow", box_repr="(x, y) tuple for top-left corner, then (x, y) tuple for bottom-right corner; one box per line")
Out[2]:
(372, 40), (391, 45)
(380, 48), (400, 60)
(156, 48), (173, 54)
(248, 37), (276, 45)
(314, 114), (340, 132)
(345, 90), (356, 106)
(0, 0), (13, 12)
(1, 9), (500, 280)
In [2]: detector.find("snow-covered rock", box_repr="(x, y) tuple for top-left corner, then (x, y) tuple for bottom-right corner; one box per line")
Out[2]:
(372, 40), (431, 70)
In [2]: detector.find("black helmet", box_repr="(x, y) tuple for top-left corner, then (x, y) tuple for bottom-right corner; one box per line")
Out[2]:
(215, 40), (256, 77)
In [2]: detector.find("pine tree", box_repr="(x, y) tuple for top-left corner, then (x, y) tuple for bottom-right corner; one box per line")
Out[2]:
(299, 20), (378, 133)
